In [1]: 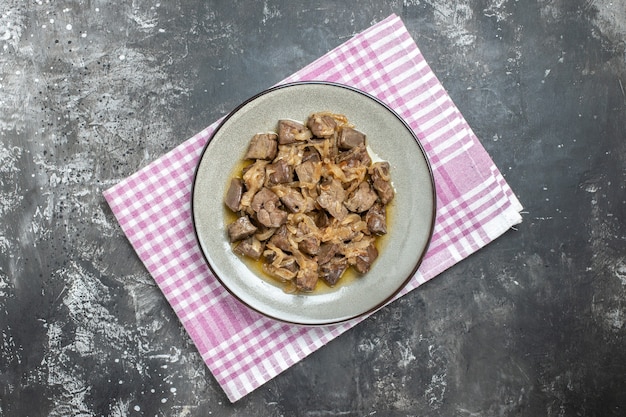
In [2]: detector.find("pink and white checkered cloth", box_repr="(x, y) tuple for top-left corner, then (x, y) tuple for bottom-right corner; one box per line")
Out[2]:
(104, 14), (523, 402)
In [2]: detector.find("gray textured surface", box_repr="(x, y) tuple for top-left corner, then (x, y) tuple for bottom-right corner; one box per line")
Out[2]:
(1, 1), (625, 416)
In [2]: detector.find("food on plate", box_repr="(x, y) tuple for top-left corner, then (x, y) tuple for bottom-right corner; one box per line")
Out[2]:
(224, 112), (394, 292)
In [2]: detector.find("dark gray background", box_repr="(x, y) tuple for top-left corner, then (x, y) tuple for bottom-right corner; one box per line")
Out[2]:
(1, 1), (625, 416)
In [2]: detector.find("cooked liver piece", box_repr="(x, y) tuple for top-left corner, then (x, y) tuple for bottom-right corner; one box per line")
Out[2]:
(250, 188), (288, 228)
(250, 187), (279, 212)
(344, 181), (378, 213)
(273, 185), (309, 213)
(257, 200), (288, 228)
(298, 235), (320, 256)
(317, 177), (348, 220)
(302, 147), (321, 163)
(317, 242), (338, 265)
(364, 202), (387, 235)
(224, 178), (243, 212)
(267, 159), (293, 185)
(277, 120), (311, 144)
(244, 133), (278, 160)
(307, 113), (337, 137)
(234, 237), (264, 260)
(335, 143), (372, 168)
(338, 127), (366, 150)
(296, 266), (318, 291)
(369, 161), (394, 204)
(268, 225), (291, 252)
(281, 256), (299, 273)
(314, 210), (330, 228)
(354, 242), (378, 274)
(319, 256), (349, 286)
(227, 215), (258, 242)
(294, 160), (321, 185)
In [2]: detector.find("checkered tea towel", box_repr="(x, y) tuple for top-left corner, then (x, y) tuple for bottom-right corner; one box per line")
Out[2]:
(104, 14), (523, 402)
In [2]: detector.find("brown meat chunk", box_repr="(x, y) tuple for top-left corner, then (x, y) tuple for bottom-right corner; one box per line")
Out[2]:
(227, 216), (257, 242)
(307, 113), (337, 137)
(233, 237), (264, 260)
(369, 162), (394, 204)
(268, 225), (292, 252)
(298, 235), (320, 256)
(335, 143), (371, 168)
(344, 181), (378, 213)
(302, 147), (321, 163)
(224, 178), (243, 212)
(296, 265), (318, 292)
(314, 210), (330, 228)
(244, 133), (278, 160)
(364, 202), (387, 235)
(273, 185), (310, 213)
(316, 178), (347, 220)
(317, 242), (338, 265)
(251, 187), (279, 212)
(295, 160), (321, 185)
(319, 256), (349, 286)
(266, 159), (293, 185)
(251, 188), (288, 228)
(257, 201), (288, 228)
(338, 127), (366, 150)
(277, 120), (312, 144)
(280, 256), (299, 273)
(354, 242), (378, 274)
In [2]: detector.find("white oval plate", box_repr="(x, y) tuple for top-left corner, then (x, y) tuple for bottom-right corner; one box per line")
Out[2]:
(192, 81), (436, 325)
